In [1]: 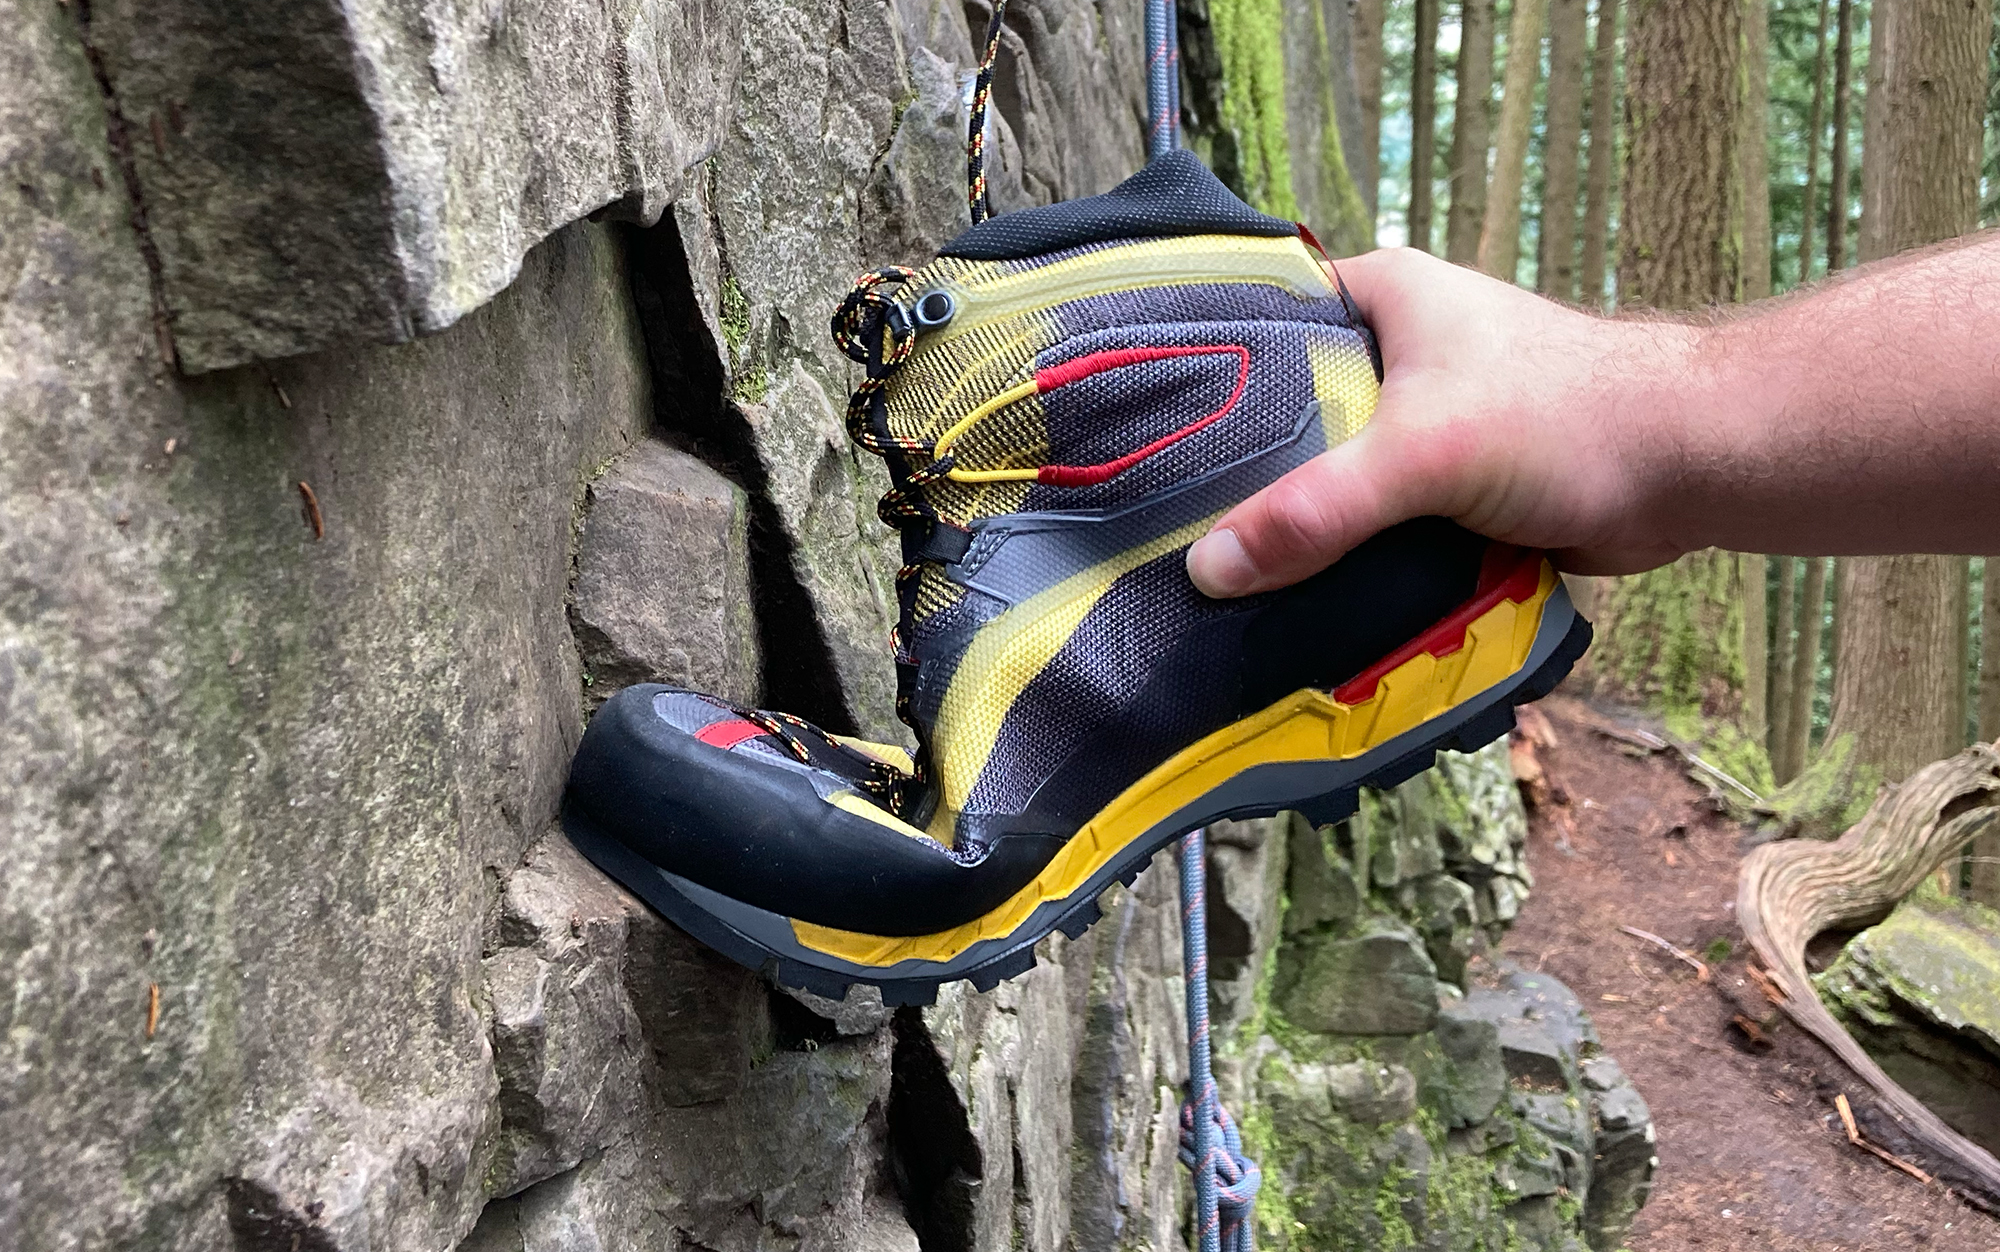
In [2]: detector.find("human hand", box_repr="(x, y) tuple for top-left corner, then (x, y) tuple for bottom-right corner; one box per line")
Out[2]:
(1186, 248), (1700, 597)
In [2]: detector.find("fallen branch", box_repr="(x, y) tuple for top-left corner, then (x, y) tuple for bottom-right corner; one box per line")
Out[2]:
(1669, 740), (1765, 807)
(1590, 722), (1667, 753)
(1739, 745), (2000, 1211)
(1619, 925), (1710, 981)
(1584, 718), (1766, 806)
(1745, 963), (1787, 1007)
(1836, 1093), (1936, 1186)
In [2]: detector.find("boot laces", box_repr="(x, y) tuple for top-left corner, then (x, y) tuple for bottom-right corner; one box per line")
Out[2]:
(830, 269), (946, 804)
(811, 0), (1013, 808)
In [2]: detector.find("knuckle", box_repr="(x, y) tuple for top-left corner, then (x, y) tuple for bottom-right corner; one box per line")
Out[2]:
(1258, 475), (1336, 555)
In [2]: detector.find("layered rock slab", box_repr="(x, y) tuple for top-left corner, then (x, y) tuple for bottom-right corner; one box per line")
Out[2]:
(1214, 743), (1655, 1252)
(72, 0), (744, 370)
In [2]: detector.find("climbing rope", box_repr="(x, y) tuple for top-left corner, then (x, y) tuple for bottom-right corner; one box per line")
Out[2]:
(956, 8), (1259, 1242)
(1177, 828), (1263, 1252)
(966, 0), (1010, 224)
(1141, 0), (1265, 1241)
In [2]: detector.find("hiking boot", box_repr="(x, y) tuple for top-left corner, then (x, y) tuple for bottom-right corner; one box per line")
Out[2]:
(561, 151), (1591, 1004)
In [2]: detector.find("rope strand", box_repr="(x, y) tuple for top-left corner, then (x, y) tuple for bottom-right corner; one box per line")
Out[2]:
(966, 0), (1011, 224)
(1178, 829), (1261, 1252)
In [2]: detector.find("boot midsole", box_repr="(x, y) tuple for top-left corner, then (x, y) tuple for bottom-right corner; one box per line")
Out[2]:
(789, 563), (1564, 968)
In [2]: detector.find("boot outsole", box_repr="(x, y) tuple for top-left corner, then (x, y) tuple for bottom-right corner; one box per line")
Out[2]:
(563, 590), (1591, 1009)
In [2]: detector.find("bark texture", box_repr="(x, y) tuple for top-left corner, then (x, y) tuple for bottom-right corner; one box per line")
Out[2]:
(1827, 0), (1856, 272)
(1618, 0), (1742, 310)
(1578, 0), (1621, 305)
(1780, 557), (1831, 783)
(1582, 549), (1747, 722)
(1744, 553), (1770, 754)
(1977, 564), (2000, 904)
(1409, 0), (1443, 251)
(1353, 0), (1386, 220)
(1739, 0), (1772, 301)
(1537, 0), (1590, 298)
(1857, 0), (1992, 261)
(1819, 0), (1989, 828)
(1739, 745), (2000, 1208)
(1771, 556), (1800, 771)
(1797, 0), (1832, 282)
(1479, 0), (1551, 279)
(1446, 0), (1498, 264)
(1826, 558), (1971, 796)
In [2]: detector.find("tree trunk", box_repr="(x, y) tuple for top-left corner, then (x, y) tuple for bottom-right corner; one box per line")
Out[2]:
(1582, 549), (1749, 726)
(1797, 0), (1832, 284)
(1781, 556), (1830, 782)
(1739, 0), (1772, 302)
(1353, 0), (1386, 223)
(1981, 563), (2000, 742)
(1826, 558), (1972, 802)
(1538, 0), (1591, 298)
(1770, 555), (1798, 771)
(1585, 0), (1752, 751)
(1976, 562), (2000, 903)
(1745, 552), (1770, 754)
(1480, 0), (1552, 279)
(1857, 0), (1990, 262)
(1323, 0), (1364, 183)
(1578, 0), (1621, 306)
(1815, 0), (1989, 832)
(1826, 0), (1855, 273)
(1447, 0), (1499, 264)
(1745, 0), (1779, 759)
(1618, 0), (1742, 310)
(1410, 0), (1444, 252)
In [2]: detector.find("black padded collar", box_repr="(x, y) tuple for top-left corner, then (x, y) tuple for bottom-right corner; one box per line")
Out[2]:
(939, 150), (1299, 260)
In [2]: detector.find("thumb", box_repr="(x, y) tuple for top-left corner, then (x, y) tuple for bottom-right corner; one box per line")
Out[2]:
(1186, 419), (1446, 597)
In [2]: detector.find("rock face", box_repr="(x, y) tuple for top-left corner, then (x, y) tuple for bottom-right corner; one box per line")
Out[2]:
(2, 2), (1652, 1249)
(70, 0), (745, 372)
(571, 441), (760, 708)
(1820, 886), (2000, 1157)
(1218, 744), (1656, 1252)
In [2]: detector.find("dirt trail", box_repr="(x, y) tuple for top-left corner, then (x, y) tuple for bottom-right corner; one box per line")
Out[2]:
(1506, 696), (1998, 1252)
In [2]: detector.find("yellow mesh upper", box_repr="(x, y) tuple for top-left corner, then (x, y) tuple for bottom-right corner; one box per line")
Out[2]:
(1308, 327), (1378, 445)
(880, 233), (1346, 545)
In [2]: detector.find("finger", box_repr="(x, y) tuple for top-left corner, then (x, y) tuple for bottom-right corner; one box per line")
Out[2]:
(1187, 421), (1446, 597)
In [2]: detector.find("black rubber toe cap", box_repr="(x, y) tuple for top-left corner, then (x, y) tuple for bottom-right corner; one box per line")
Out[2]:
(563, 685), (1063, 936)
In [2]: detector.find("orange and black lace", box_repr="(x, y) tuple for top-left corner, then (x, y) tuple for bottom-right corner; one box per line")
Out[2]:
(823, 8), (1016, 804)
(734, 706), (818, 764)
(734, 703), (911, 810)
(966, 0), (1010, 224)
(830, 268), (945, 795)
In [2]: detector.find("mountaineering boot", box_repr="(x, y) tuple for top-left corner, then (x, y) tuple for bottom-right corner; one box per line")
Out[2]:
(562, 151), (1592, 1005)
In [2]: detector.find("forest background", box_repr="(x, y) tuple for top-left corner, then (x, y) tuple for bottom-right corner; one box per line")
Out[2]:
(1292, 0), (2000, 905)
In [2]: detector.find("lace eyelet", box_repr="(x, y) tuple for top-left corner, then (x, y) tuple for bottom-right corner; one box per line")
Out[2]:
(913, 289), (957, 332)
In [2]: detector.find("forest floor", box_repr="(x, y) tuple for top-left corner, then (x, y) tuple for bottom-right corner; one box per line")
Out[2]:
(1506, 694), (1999, 1252)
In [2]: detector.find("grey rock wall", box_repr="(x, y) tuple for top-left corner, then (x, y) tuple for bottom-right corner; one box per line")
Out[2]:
(3, 1), (1652, 1248)
(1208, 745), (1655, 1252)
(71, 0), (744, 371)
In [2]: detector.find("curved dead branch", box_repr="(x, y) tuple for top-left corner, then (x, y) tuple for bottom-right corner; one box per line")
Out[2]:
(1737, 743), (2000, 1209)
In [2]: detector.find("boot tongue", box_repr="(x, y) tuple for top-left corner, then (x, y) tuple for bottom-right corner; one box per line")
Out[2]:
(937, 149), (1296, 261)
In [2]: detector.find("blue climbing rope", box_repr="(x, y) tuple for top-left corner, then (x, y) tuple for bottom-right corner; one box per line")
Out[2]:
(1149, 0), (1263, 1243)
(1144, 0), (1178, 158)
(1178, 828), (1263, 1252)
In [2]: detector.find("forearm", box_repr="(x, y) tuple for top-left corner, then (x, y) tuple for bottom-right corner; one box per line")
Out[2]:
(1188, 238), (2000, 599)
(1658, 231), (2000, 556)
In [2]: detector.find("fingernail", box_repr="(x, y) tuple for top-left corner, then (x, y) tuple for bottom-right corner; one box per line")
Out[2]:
(1187, 529), (1256, 597)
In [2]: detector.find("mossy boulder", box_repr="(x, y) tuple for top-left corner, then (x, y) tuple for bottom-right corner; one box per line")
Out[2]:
(1819, 886), (2000, 1154)
(1220, 742), (1654, 1252)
